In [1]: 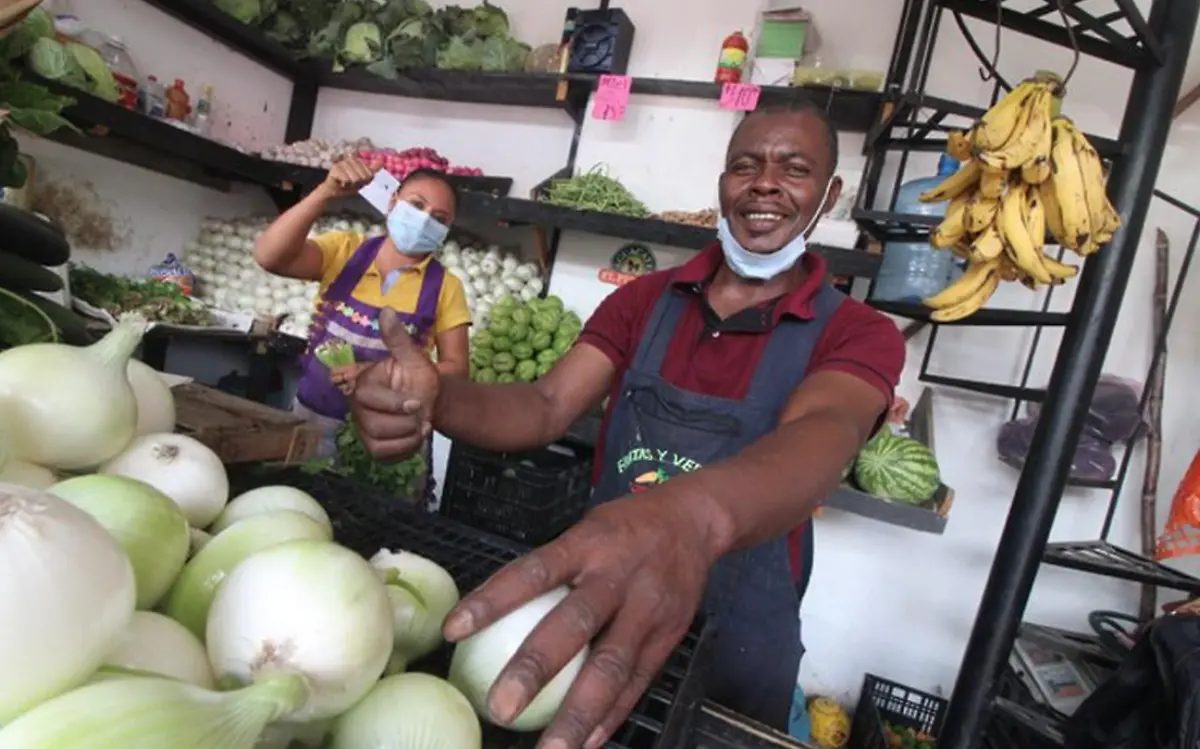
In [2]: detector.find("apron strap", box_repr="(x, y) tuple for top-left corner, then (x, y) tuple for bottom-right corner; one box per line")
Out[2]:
(744, 285), (847, 406)
(414, 259), (445, 330)
(325, 235), (385, 303)
(628, 280), (688, 376)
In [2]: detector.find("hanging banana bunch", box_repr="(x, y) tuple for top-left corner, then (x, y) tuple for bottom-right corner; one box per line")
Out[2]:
(916, 72), (1121, 322)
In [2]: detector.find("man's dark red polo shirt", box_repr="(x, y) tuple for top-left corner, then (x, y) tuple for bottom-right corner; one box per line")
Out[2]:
(577, 243), (906, 583)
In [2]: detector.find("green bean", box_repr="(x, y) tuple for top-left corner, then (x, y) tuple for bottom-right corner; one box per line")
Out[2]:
(543, 166), (650, 218)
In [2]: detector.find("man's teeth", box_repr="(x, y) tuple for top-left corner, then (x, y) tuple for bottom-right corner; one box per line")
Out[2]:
(747, 212), (782, 221)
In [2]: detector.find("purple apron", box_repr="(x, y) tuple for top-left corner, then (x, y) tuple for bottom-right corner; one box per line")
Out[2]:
(294, 235), (445, 506)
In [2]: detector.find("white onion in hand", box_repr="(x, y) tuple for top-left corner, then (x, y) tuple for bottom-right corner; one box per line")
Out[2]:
(0, 483), (135, 723)
(449, 586), (588, 731)
(0, 319), (145, 470)
(101, 433), (229, 528)
(126, 359), (177, 436)
(103, 611), (214, 688)
(50, 474), (190, 610)
(206, 540), (394, 721)
(208, 485), (331, 535)
(330, 673), (481, 749)
(165, 510), (331, 640)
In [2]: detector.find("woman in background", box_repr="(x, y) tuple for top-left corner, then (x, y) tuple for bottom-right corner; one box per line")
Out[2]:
(253, 157), (470, 493)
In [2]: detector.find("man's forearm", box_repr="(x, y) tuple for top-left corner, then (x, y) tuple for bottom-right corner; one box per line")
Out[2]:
(432, 376), (563, 451)
(662, 409), (865, 562)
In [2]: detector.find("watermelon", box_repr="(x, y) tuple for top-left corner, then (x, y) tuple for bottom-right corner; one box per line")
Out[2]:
(853, 429), (940, 505)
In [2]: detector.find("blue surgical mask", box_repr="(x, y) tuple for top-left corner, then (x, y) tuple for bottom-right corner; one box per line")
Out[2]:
(386, 200), (449, 256)
(717, 179), (835, 280)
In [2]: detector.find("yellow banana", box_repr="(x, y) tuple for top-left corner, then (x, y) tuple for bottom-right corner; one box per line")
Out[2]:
(998, 254), (1022, 282)
(979, 166), (1007, 199)
(946, 129), (973, 161)
(1038, 179), (1068, 246)
(1021, 158), (1051, 185)
(1069, 125), (1114, 236)
(998, 182), (1053, 284)
(930, 270), (1001, 323)
(965, 194), (1000, 233)
(974, 80), (1040, 152)
(979, 86), (1054, 170)
(949, 241), (973, 260)
(1049, 117), (1091, 251)
(919, 160), (982, 203)
(1041, 253), (1079, 281)
(930, 195), (969, 248)
(1022, 185), (1047, 252)
(922, 256), (1002, 310)
(971, 224), (1005, 260)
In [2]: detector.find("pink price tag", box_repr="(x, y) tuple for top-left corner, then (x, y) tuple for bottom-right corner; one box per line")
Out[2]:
(591, 74), (632, 121)
(720, 82), (761, 112)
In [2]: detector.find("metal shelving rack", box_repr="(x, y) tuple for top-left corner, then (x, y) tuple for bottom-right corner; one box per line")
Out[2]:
(855, 1), (1200, 748)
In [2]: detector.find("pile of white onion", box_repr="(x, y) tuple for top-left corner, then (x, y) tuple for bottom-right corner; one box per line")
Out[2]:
(439, 240), (544, 332)
(0, 323), (591, 748)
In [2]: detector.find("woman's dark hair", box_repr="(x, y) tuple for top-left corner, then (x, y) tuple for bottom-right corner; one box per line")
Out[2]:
(397, 168), (459, 212)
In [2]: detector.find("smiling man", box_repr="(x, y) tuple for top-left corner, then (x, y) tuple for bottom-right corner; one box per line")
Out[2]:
(350, 102), (906, 749)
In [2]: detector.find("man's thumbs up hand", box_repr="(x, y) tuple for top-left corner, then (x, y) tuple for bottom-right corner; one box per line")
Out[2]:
(351, 309), (439, 461)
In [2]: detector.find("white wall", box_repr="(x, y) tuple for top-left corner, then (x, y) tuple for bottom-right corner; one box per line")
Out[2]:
(35, 0), (1200, 706)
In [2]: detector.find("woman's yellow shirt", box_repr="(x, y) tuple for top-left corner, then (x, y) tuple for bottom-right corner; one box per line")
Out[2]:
(312, 231), (471, 342)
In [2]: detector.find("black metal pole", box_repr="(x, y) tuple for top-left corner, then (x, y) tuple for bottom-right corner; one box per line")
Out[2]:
(937, 2), (1199, 748)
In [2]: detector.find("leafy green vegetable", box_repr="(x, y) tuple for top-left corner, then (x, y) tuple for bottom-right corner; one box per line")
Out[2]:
(325, 418), (428, 502)
(436, 36), (481, 71)
(314, 340), (355, 369)
(215, 0), (266, 25)
(341, 21), (382, 66)
(68, 265), (210, 326)
(0, 7), (52, 61)
(470, 0), (509, 37)
(544, 166), (651, 218)
(0, 286), (59, 349)
(479, 35), (529, 72)
(66, 43), (119, 102)
(264, 10), (303, 45)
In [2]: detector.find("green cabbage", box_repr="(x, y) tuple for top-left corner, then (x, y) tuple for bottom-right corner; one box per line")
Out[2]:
(342, 21), (382, 64)
(0, 7), (53, 61)
(487, 318), (512, 337)
(530, 331), (552, 352)
(27, 37), (69, 80)
(536, 348), (560, 366)
(66, 43), (119, 102)
(490, 335), (512, 353)
(472, 330), (494, 349)
(491, 352), (516, 373)
(532, 310), (561, 334)
(508, 323), (529, 344)
(479, 35), (529, 72)
(510, 341), (533, 361)
(515, 359), (537, 382)
(476, 367), (497, 383)
(470, 0), (509, 37)
(470, 347), (494, 368)
(509, 307), (532, 327)
(436, 36), (481, 71)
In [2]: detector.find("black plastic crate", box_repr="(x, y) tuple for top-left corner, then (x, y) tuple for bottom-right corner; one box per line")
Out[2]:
(850, 674), (947, 749)
(230, 466), (711, 749)
(440, 440), (593, 546)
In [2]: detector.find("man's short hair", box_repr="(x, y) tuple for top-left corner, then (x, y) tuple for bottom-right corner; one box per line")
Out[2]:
(728, 99), (840, 173)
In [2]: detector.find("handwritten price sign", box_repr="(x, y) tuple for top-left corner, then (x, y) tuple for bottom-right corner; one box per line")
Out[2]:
(591, 74), (632, 121)
(720, 82), (761, 112)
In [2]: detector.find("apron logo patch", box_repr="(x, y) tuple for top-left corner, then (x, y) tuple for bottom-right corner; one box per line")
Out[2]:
(616, 448), (702, 493)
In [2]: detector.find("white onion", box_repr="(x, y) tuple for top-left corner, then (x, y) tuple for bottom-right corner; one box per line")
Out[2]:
(0, 483), (135, 723)
(126, 359), (177, 437)
(103, 612), (215, 688)
(100, 433), (229, 528)
(0, 320), (145, 470)
(209, 485), (331, 535)
(50, 474), (190, 610)
(370, 549), (460, 672)
(0, 457), (56, 489)
(206, 540), (394, 721)
(166, 510), (331, 640)
(330, 673), (482, 749)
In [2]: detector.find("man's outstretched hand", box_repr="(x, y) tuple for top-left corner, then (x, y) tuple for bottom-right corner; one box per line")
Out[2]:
(442, 492), (720, 749)
(351, 308), (440, 460)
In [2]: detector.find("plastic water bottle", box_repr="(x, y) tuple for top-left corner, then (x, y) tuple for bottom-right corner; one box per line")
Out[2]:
(871, 154), (961, 303)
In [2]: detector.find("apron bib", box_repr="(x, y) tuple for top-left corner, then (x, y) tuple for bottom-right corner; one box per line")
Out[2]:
(591, 280), (844, 730)
(293, 235), (445, 507)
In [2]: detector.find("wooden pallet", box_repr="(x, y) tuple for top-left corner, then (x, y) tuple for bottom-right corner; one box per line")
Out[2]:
(174, 383), (320, 465)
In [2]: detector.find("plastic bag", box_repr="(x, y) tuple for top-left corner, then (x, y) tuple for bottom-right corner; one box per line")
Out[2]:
(1027, 374), (1143, 444)
(997, 417), (1117, 482)
(1156, 449), (1200, 560)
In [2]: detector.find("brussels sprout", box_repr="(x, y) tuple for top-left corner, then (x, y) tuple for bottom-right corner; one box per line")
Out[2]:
(532, 310), (561, 333)
(488, 318), (513, 337)
(497, 372), (517, 383)
(473, 330), (494, 349)
(476, 367), (498, 383)
(470, 347), (495, 367)
(530, 331), (553, 351)
(536, 348), (560, 365)
(542, 296), (565, 313)
(510, 307), (533, 326)
(491, 335), (513, 353)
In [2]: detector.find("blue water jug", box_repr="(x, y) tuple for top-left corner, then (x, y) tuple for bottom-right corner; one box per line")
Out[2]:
(871, 154), (961, 303)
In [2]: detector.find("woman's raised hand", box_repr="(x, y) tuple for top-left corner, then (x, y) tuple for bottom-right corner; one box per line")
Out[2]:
(319, 157), (381, 199)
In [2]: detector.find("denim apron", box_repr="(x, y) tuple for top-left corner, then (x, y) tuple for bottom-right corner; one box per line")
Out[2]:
(590, 280), (844, 729)
(293, 235), (444, 506)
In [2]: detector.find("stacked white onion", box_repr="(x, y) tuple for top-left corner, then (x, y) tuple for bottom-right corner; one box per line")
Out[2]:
(0, 321), (591, 748)
(440, 240), (544, 332)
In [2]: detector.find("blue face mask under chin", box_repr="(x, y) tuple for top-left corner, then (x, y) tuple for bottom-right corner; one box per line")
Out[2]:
(718, 179), (835, 280)
(387, 200), (449, 256)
